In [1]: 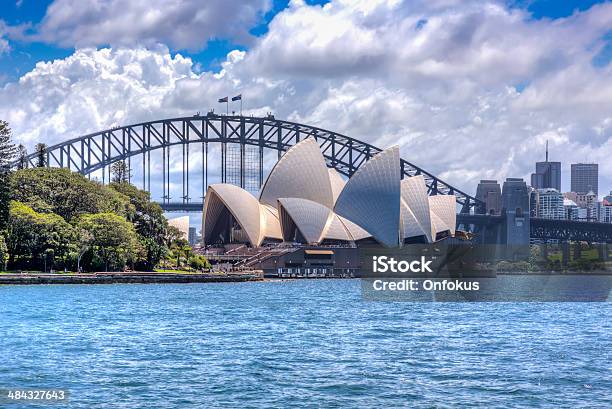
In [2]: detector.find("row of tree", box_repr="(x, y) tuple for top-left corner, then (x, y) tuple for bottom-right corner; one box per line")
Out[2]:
(14, 142), (48, 169)
(0, 120), (209, 272)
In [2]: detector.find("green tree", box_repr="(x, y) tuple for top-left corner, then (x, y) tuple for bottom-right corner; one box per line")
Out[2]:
(169, 238), (191, 268)
(6, 201), (77, 271)
(189, 255), (211, 271)
(76, 213), (144, 272)
(16, 144), (28, 169)
(0, 234), (8, 271)
(109, 182), (169, 270)
(0, 120), (17, 233)
(179, 240), (192, 268)
(111, 161), (130, 183)
(166, 225), (184, 245)
(75, 229), (94, 273)
(0, 120), (17, 167)
(163, 225), (190, 269)
(35, 143), (47, 167)
(0, 187), (10, 232)
(10, 168), (133, 221)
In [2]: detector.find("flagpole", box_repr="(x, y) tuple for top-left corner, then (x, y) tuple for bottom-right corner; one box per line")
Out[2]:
(240, 98), (242, 116)
(226, 100), (229, 115)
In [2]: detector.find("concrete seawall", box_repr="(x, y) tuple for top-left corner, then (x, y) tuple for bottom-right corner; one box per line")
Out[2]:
(0, 272), (263, 285)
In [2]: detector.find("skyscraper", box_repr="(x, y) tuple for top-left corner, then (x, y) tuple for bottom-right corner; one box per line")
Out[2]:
(570, 163), (598, 196)
(189, 227), (197, 246)
(530, 141), (561, 191)
(535, 188), (564, 220)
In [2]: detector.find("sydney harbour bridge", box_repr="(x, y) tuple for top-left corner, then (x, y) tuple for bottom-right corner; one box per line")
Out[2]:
(10, 112), (612, 244)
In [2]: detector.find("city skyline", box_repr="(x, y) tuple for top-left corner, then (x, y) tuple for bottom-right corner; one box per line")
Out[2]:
(477, 148), (611, 224)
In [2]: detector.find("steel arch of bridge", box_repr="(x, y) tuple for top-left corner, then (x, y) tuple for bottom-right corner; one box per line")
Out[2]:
(11, 113), (480, 211)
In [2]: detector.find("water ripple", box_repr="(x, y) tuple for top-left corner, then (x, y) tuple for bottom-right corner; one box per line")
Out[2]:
(0, 280), (610, 408)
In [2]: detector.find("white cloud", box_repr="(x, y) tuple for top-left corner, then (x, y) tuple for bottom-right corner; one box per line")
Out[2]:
(0, 38), (9, 55)
(0, 21), (13, 55)
(33, 0), (271, 50)
(1, 47), (196, 143)
(1, 0), (612, 205)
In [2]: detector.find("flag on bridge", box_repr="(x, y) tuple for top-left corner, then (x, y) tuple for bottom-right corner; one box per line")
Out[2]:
(232, 94), (243, 115)
(218, 96), (228, 103)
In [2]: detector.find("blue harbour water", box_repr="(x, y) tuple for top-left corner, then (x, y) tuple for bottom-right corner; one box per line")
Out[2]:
(0, 280), (611, 408)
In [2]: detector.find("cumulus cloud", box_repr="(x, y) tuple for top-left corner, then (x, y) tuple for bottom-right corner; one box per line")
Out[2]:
(1, 47), (196, 143)
(32, 0), (271, 50)
(1, 0), (612, 207)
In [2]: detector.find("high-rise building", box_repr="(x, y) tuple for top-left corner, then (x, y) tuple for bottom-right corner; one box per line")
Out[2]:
(475, 180), (501, 215)
(188, 227), (197, 246)
(530, 141), (561, 191)
(599, 202), (612, 223)
(535, 188), (564, 220)
(565, 191), (597, 221)
(563, 198), (579, 220)
(529, 187), (538, 217)
(571, 163), (598, 196)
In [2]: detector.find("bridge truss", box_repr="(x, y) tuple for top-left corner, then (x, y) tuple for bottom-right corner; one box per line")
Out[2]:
(530, 218), (612, 244)
(10, 113), (480, 212)
(457, 214), (612, 244)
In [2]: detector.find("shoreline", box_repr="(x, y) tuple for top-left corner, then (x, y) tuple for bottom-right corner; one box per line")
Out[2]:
(0, 271), (263, 285)
(2, 271), (610, 285)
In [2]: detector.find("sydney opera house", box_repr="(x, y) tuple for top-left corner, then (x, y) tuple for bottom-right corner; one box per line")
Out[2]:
(203, 138), (456, 249)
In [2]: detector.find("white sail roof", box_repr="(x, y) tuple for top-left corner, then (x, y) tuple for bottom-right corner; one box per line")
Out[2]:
(400, 202), (428, 240)
(338, 215), (371, 241)
(259, 204), (283, 242)
(203, 140), (458, 248)
(400, 175), (433, 243)
(277, 197), (371, 244)
(322, 214), (353, 242)
(328, 168), (346, 205)
(259, 138), (334, 209)
(203, 184), (262, 247)
(430, 212), (448, 238)
(277, 198), (331, 244)
(334, 146), (401, 248)
(429, 195), (456, 236)
(168, 216), (190, 241)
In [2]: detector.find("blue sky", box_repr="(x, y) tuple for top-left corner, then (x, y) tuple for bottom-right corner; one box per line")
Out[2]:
(1, 0), (609, 83)
(0, 0), (330, 81)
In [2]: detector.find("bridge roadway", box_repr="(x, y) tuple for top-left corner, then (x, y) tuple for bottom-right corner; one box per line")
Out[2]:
(160, 202), (612, 244)
(457, 214), (612, 244)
